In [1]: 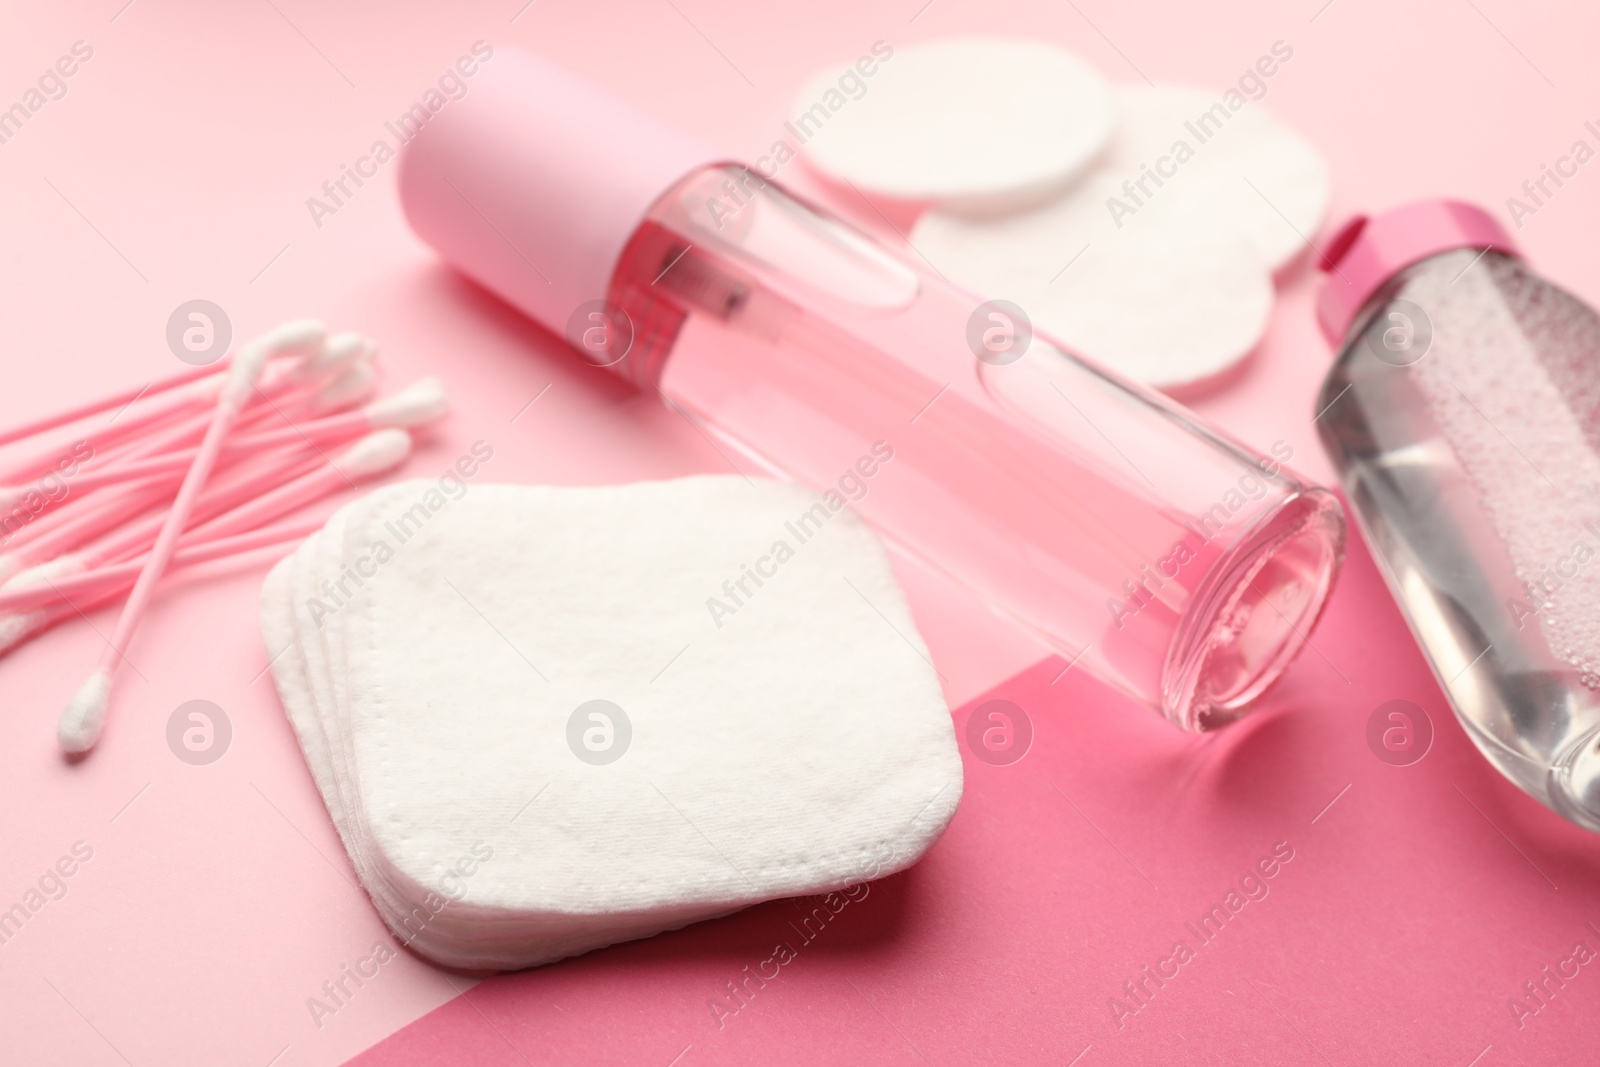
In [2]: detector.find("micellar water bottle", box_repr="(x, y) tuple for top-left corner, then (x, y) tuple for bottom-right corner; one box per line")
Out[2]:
(1315, 199), (1600, 829)
(399, 48), (1347, 734)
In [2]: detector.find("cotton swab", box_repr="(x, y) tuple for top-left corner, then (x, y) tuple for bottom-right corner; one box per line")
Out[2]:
(4, 432), (398, 608)
(0, 329), (358, 452)
(304, 360), (379, 417)
(0, 345), (308, 452)
(0, 363), (216, 451)
(284, 330), (372, 384)
(0, 331), (365, 512)
(19, 379), (447, 496)
(0, 337), (374, 519)
(0, 334), (344, 488)
(0, 522), (318, 659)
(0, 608), (50, 657)
(0, 441), (325, 577)
(58, 320), (324, 754)
(17, 428), (406, 588)
(84, 344), (375, 472)
(0, 430), (411, 658)
(0, 478), (183, 581)
(0, 349), (324, 492)
(0, 320), (428, 752)
(0, 347), (382, 548)
(157, 429), (412, 548)
(242, 376), (443, 447)
(11, 362), (406, 505)
(0, 377), (221, 488)
(0, 518), (324, 614)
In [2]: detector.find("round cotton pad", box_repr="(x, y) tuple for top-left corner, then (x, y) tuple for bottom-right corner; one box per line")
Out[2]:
(796, 38), (1115, 215)
(913, 173), (1274, 388)
(1101, 85), (1329, 271)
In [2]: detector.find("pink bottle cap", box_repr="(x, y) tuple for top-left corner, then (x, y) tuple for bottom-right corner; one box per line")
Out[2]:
(398, 49), (720, 339)
(1314, 199), (1517, 345)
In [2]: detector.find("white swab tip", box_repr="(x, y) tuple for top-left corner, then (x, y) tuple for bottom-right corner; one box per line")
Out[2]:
(7, 554), (86, 591)
(309, 361), (380, 415)
(227, 344), (273, 393)
(231, 320), (330, 399)
(322, 328), (365, 355)
(367, 379), (449, 428)
(259, 319), (328, 357)
(59, 669), (113, 754)
(291, 329), (369, 381)
(0, 611), (39, 656)
(240, 318), (327, 369)
(334, 429), (413, 478)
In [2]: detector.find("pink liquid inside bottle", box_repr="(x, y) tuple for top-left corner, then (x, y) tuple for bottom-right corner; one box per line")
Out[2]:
(400, 49), (1346, 731)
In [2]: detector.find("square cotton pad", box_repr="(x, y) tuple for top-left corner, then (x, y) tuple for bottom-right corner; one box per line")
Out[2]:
(260, 475), (963, 971)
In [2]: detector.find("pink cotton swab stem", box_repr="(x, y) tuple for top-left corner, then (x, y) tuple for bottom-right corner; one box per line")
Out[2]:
(0, 443), (320, 573)
(0, 432), (184, 537)
(27, 427), (395, 608)
(39, 364), (366, 497)
(1, 430), (410, 614)
(0, 359), (380, 563)
(0, 519), (323, 614)
(30, 378), (444, 497)
(0, 331), (356, 453)
(183, 430), (412, 542)
(0, 329), (363, 461)
(0, 477), (182, 573)
(8, 453), (311, 579)
(84, 350), (370, 469)
(48, 428), (357, 496)
(0, 379), (220, 487)
(0, 429), (412, 659)
(0, 333), (365, 489)
(58, 321), (325, 754)
(0, 361), (227, 452)
(0, 522), (316, 660)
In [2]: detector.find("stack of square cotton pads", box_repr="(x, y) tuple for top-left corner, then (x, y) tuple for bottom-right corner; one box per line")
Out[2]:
(797, 38), (1328, 391)
(260, 475), (963, 971)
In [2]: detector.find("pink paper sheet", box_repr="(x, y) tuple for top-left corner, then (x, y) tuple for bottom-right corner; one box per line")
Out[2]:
(346, 529), (1600, 1066)
(1, 1), (1598, 1064)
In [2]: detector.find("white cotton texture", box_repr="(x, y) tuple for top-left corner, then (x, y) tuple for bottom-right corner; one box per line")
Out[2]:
(796, 38), (1116, 215)
(915, 171), (1274, 389)
(906, 81), (1329, 390)
(1095, 86), (1329, 272)
(259, 476), (962, 971)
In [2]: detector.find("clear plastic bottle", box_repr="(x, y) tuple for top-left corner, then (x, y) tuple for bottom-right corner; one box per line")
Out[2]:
(399, 49), (1346, 732)
(1315, 199), (1600, 829)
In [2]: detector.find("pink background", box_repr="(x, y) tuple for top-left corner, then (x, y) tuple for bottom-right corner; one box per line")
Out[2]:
(1, 1), (1597, 1064)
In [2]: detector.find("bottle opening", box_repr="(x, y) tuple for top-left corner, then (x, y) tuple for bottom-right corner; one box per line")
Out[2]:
(1164, 489), (1345, 731)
